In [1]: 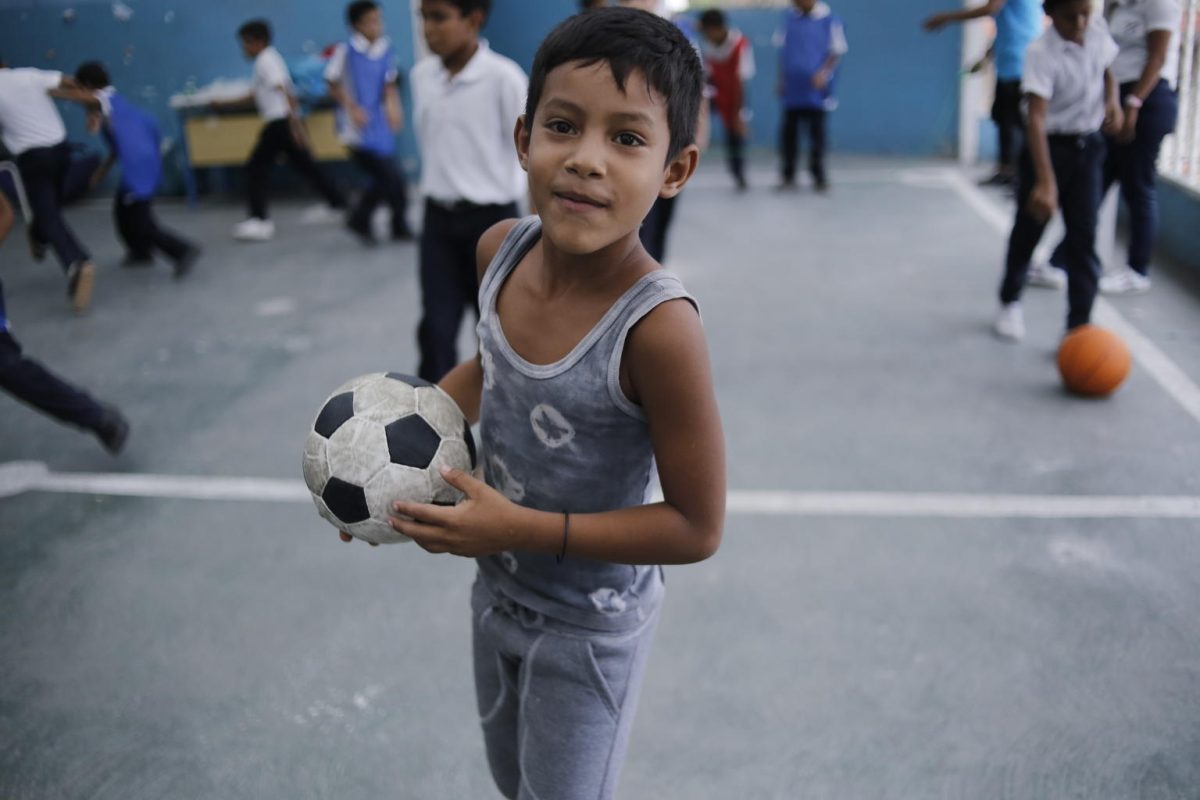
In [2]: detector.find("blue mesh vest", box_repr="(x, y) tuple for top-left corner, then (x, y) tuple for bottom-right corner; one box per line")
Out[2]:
(344, 40), (395, 156)
(105, 92), (162, 200)
(474, 217), (696, 632)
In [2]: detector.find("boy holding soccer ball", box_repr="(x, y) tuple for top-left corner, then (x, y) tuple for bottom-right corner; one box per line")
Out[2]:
(339, 7), (725, 797)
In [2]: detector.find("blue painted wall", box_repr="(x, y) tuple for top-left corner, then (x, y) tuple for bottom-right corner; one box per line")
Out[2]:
(1157, 179), (1200, 273)
(485, 1), (965, 157)
(0, 0), (419, 194)
(0, 0), (967, 196)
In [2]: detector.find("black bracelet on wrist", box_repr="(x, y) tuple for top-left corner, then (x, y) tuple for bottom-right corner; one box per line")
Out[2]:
(556, 511), (570, 564)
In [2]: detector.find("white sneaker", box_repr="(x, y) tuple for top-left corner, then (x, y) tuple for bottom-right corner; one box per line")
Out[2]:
(993, 302), (1025, 341)
(299, 204), (343, 225)
(1026, 261), (1067, 290)
(1099, 266), (1151, 295)
(233, 217), (275, 242)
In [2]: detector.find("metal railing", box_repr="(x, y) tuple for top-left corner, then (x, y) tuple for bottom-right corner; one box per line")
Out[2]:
(1162, 0), (1200, 189)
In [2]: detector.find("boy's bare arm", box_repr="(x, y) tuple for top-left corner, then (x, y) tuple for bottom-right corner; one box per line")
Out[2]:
(923, 0), (1006, 31)
(49, 86), (101, 109)
(436, 219), (520, 424)
(401, 298), (726, 566)
(0, 192), (13, 244)
(1024, 95), (1057, 223)
(1101, 69), (1123, 136)
(385, 84), (403, 132)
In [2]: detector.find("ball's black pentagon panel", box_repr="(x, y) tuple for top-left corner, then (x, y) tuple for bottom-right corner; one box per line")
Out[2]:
(463, 419), (477, 470)
(314, 392), (355, 439)
(385, 415), (441, 469)
(386, 372), (433, 389)
(322, 477), (370, 524)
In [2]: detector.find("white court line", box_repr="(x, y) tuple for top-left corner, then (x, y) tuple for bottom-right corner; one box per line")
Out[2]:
(940, 169), (1200, 428)
(2, 463), (1199, 518)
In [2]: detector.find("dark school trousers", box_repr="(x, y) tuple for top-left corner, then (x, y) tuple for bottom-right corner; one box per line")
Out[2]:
(1107, 79), (1179, 275)
(1050, 80), (1178, 278)
(349, 148), (411, 236)
(0, 323), (107, 432)
(246, 119), (346, 220)
(115, 191), (195, 262)
(1001, 132), (1105, 330)
(992, 79), (1024, 175)
(418, 199), (518, 382)
(639, 194), (677, 264)
(725, 124), (746, 185)
(15, 142), (90, 270)
(780, 107), (827, 184)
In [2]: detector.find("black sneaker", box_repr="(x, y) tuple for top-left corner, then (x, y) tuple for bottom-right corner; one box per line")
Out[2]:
(346, 217), (377, 246)
(66, 260), (95, 314)
(391, 226), (415, 242)
(121, 254), (155, 268)
(173, 247), (201, 280)
(978, 171), (1016, 188)
(814, 177), (829, 193)
(94, 405), (130, 455)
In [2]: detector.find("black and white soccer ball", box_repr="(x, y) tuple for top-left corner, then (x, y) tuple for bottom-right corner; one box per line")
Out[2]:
(302, 373), (476, 544)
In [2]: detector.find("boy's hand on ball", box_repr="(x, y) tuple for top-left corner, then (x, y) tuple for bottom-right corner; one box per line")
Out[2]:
(338, 531), (378, 547)
(389, 466), (519, 557)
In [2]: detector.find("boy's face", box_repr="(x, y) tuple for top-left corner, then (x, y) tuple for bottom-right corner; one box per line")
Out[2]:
(516, 61), (698, 256)
(420, 0), (481, 58)
(355, 8), (384, 42)
(1048, 0), (1091, 44)
(793, 0), (817, 12)
(700, 24), (727, 46)
(240, 36), (266, 59)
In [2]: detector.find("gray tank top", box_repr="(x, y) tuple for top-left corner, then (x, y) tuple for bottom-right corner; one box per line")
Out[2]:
(474, 217), (696, 632)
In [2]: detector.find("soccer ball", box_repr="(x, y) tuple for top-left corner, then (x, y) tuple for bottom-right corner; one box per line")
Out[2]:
(302, 372), (476, 544)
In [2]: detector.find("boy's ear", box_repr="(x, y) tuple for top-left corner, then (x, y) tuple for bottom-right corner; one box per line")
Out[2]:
(468, 8), (486, 32)
(658, 143), (700, 200)
(513, 115), (530, 172)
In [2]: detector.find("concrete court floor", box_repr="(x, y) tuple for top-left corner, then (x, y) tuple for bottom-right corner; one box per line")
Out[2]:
(1, 156), (1200, 799)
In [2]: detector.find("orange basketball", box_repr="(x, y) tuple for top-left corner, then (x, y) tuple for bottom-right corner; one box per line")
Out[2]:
(1056, 325), (1132, 397)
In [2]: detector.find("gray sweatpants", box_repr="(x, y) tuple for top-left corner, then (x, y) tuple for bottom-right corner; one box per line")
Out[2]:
(471, 574), (661, 800)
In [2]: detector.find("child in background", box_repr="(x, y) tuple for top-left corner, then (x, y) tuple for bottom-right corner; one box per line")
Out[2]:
(326, 0), (414, 245)
(214, 19), (348, 242)
(338, 8), (725, 798)
(0, 59), (96, 312)
(0, 191), (128, 454)
(994, 0), (1122, 341)
(408, 0), (528, 382)
(923, 0), (1046, 188)
(776, 0), (848, 192)
(63, 62), (200, 277)
(700, 8), (756, 191)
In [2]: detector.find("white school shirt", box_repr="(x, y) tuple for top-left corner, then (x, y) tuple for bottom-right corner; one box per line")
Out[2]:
(0, 68), (67, 155)
(409, 41), (528, 206)
(1106, 0), (1181, 89)
(324, 34), (400, 147)
(253, 46), (293, 121)
(1022, 16), (1120, 134)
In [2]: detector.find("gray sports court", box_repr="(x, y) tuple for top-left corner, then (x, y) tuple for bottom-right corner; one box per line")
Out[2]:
(2, 156), (1200, 798)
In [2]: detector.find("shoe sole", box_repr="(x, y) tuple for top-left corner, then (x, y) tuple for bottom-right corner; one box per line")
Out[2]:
(1100, 284), (1150, 295)
(71, 263), (95, 314)
(1027, 278), (1066, 290)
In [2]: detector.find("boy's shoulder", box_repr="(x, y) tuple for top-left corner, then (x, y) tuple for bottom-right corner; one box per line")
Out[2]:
(475, 46), (528, 84)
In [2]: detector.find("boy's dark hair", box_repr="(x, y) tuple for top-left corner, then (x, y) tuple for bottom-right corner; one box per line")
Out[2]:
(1043, 0), (1085, 10)
(442, 0), (492, 23)
(699, 9), (727, 29)
(74, 61), (111, 89)
(346, 0), (379, 25)
(237, 19), (272, 44)
(525, 7), (703, 162)
(580, 0), (606, 9)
